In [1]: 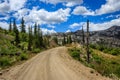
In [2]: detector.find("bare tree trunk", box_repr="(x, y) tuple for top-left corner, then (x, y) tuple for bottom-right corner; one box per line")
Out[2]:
(82, 26), (85, 45)
(86, 20), (90, 63)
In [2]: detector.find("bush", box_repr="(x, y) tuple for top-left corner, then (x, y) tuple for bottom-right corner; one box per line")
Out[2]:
(70, 51), (80, 60)
(32, 48), (41, 53)
(90, 44), (120, 56)
(19, 53), (28, 60)
(89, 44), (96, 49)
(92, 54), (104, 64)
(0, 56), (11, 68)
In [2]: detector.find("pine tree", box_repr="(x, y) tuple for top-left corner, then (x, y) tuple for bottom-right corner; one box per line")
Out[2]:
(86, 20), (90, 63)
(13, 19), (20, 46)
(62, 34), (66, 45)
(53, 36), (58, 45)
(67, 35), (72, 44)
(20, 17), (26, 33)
(38, 25), (43, 47)
(28, 26), (32, 50)
(9, 19), (12, 32)
(34, 23), (37, 36)
(13, 19), (16, 33)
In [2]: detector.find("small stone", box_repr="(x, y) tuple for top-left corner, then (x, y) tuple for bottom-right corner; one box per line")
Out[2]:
(0, 72), (2, 75)
(96, 73), (98, 76)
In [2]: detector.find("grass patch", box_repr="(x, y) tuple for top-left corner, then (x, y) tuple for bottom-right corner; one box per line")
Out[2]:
(90, 44), (120, 56)
(68, 47), (120, 79)
(68, 47), (81, 61)
(19, 53), (28, 60)
(32, 48), (41, 53)
(0, 56), (11, 68)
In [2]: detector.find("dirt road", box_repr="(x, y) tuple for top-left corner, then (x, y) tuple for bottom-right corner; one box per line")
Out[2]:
(0, 47), (112, 80)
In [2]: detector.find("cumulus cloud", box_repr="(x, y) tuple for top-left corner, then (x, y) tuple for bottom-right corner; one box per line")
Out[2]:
(0, 0), (27, 15)
(40, 0), (83, 7)
(72, 0), (120, 16)
(82, 18), (120, 31)
(41, 28), (56, 34)
(66, 29), (71, 33)
(47, 25), (55, 29)
(72, 6), (95, 16)
(9, 0), (27, 11)
(69, 23), (81, 29)
(0, 22), (9, 30)
(22, 8), (71, 25)
(13, 8), (30, 19)
(95, 0), (120, 15)
(0, 1), (10, 14)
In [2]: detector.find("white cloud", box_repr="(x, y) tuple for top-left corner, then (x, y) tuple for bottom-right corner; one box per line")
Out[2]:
(72, 6), (94, 15)
(13, 8), (30, 19)
(0, 0), (27, 15)
(41, 28), (56, 34)
(0, 16), (9, 20)
(9, 0), (27, 11)
(66, 29), (71, 33)
(95, 0), (120, 15)
(0, 1), (10, 14)
(70, 23), (81, 29)
(0, 22), (9, 30)
(47, 25), (55, 29)
(23, 8), (71, 25)
(72, 0), (120, 16)
(40, 0), (83, 7)
(82, 18), (120, 31)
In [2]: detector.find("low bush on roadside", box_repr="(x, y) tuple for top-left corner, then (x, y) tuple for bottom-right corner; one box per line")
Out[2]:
(0, 56), (11, 68)
(68, 47), (81, 61)
(32, 48), (41, 53)
(19, 53), (28, 60)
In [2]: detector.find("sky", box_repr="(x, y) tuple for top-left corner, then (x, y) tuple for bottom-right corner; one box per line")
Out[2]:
(0, 0), (120, 34)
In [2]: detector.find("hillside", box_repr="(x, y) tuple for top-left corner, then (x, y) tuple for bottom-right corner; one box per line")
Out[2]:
(72, 26), (120, 47)
(0, 30), (26, 69)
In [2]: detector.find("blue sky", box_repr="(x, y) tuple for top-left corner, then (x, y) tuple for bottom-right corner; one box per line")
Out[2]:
(0, 0), (120, 34)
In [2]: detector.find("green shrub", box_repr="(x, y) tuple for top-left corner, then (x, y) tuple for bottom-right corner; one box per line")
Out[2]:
(90, 44), (120, 56)
(92, 54), (104, 64)
(19, 53), (28, 60)
(70, 51), (79, 58)
(0, 56), (11, 67)
(32, 48), (41, 53)
(89, 44), (96, 49)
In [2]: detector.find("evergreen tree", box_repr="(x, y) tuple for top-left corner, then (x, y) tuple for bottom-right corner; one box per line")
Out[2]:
(38, 25), (43, 47)
(20, 17), (26, 33)
(28, 26), (32, 50)
(13, 19), (20, 46)
(34, 23), (37, 36)
(53, 36), (58, 45)
(67, 35), (72, 44)
(9, 19), (12, 32)
(62, 34), (66, 45)
(13, 19), (16, 33)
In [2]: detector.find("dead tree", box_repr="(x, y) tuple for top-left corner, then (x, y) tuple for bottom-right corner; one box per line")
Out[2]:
(86, 20), (90, 63)
(82, 26), (85, 45)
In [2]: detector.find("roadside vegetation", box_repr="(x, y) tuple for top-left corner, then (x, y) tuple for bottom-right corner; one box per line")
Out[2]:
(90, 44), (120, 56)
(0, 18), (58, 69)
(68, 46), (120, 79)
(68, 19), (120, 79)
